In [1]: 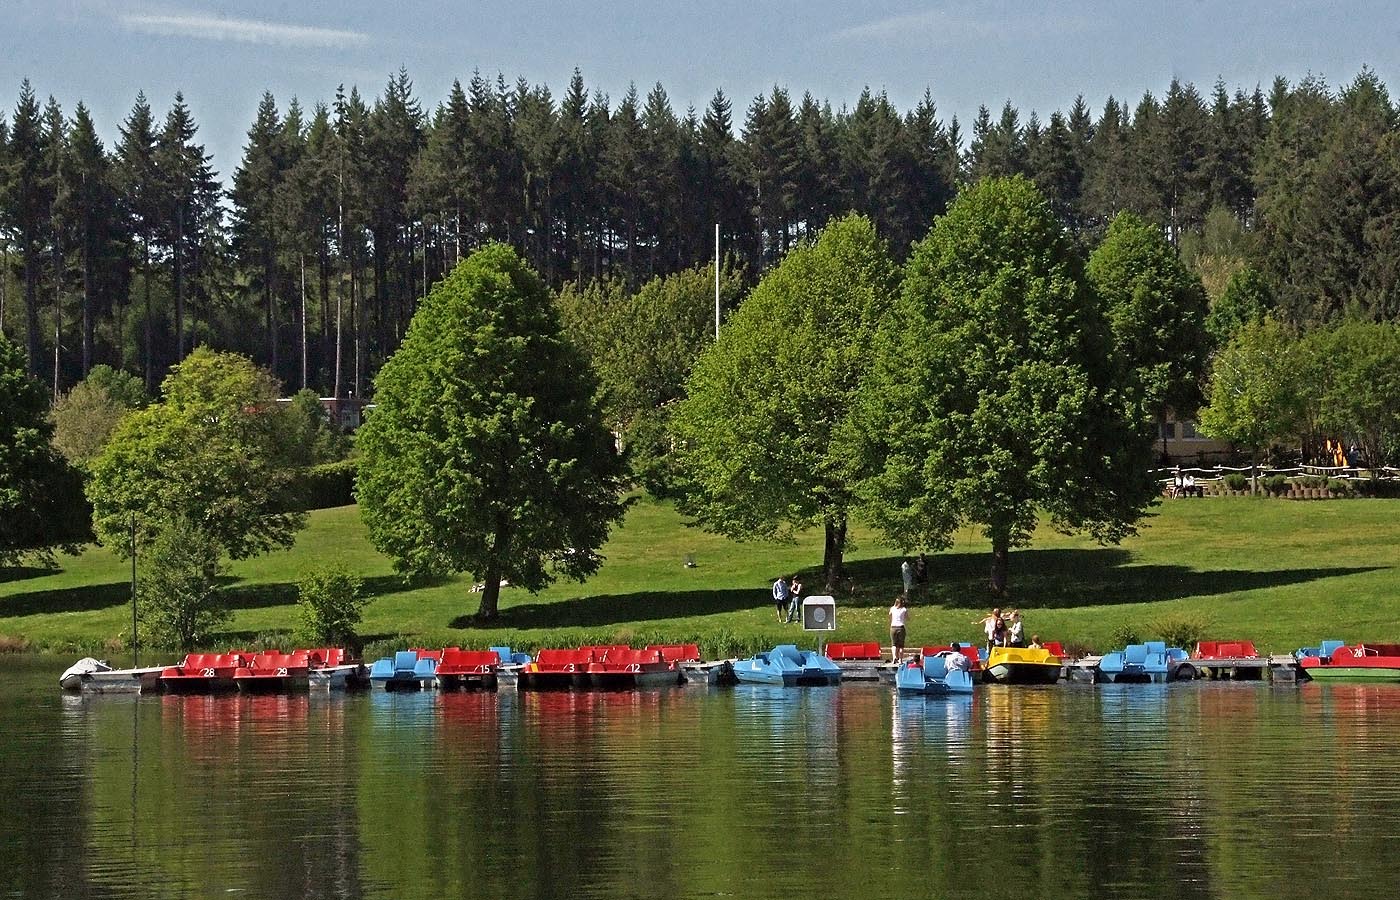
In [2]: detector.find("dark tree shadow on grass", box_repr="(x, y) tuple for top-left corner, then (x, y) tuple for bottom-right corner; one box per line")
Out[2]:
(0, 565), (60, 585)
(0, 574), (425, 619)
(487, 549), (1386, 629)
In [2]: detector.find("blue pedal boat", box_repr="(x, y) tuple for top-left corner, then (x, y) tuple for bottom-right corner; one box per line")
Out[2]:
(732, 645), (842, 686)
(895, 654), (975, 694)
(369, 650), (439, 691)
(1098, 642), (1186, 683)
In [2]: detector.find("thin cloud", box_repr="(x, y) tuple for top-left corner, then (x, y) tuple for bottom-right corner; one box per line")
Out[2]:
(119, 11), (369, 48)
(832, 6), (1090, 44)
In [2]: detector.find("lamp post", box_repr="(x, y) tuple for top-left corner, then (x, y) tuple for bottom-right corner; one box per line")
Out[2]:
(130, 515), (138, 668)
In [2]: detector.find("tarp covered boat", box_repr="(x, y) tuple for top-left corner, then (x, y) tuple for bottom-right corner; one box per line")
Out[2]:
(732, 645), (842, 686)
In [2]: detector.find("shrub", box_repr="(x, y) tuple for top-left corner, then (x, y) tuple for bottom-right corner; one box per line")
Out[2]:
(1300, 475), (1328, 489)
(296, 567), (366, 647)
(1224, 473), (1249, 491)
(137, 519), (228, 651)
(0, 635), (32, 653)
(1262, 474), (1289, 496)
(294, 459), (358, 510)
(1327, 478), (1353, 496)
(1110, 623), (1142, 648)
(1149, 614), (1210, 651)
(1354, 478), (1400, 498)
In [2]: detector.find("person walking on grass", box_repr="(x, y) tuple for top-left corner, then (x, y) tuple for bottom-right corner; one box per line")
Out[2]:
(901, 558), (914, 597)
(889, 596), (909, 663)
(786, 574), (804, 623)
(772, 575), (790, 623)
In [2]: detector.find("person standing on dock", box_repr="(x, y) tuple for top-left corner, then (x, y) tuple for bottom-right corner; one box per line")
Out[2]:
(975, 608), (1004, 653)
(772, 576), (790, 623)
(889, 597), (909, 662)
(1008, 610), (1025, 648)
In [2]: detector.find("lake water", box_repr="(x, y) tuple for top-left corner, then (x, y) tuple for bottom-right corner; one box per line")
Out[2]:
(3, 655), (1399, 899)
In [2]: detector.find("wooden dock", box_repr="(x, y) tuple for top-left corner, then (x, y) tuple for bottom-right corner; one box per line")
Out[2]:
(1063, 655), (1300, 683)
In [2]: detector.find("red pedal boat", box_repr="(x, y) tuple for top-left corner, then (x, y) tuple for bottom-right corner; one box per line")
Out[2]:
(434, 649), (500, 691)
(160, 652), (251, 693)
(1300, 644), (1400, 682)
(587, 648), (681, 689)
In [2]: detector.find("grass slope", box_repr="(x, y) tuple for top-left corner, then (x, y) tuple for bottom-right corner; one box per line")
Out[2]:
(1, 496), (1395, 657)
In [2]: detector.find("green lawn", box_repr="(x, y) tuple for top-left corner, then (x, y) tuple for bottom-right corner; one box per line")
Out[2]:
(2, 496), (1396, 658)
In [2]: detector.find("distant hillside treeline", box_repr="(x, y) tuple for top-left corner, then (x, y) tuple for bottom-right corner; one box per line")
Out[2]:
(1, 67), (1397, 395)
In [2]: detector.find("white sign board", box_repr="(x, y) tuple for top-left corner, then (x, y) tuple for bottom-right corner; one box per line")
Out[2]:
(802, 595), (836, 632)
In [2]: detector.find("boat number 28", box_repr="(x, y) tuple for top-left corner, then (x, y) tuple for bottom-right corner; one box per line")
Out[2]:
(200, 667), (216, 677)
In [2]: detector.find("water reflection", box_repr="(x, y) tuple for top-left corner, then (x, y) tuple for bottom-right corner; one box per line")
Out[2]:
(8, 657), (1400, 899)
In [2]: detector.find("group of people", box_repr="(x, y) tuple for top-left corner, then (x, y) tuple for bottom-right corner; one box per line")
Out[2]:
(771, 574), (805, 623)
(974, 607), (1042, 653)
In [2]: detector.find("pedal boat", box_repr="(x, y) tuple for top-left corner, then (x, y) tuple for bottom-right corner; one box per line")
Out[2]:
(983, 646), (1063, 685)
(895, 652), (976, 694)
(1299, 643), (1400, 682)
(732, 645), (842, 686)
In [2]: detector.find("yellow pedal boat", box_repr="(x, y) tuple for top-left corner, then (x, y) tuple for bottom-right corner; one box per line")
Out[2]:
(983, 646), (1063, 685)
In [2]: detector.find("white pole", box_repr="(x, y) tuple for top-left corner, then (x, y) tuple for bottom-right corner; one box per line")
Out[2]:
(714, 223), (721, 340)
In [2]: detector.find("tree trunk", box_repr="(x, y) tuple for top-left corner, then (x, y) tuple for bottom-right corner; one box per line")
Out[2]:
(23, 236), (40, 375)
(476, 511), (513, 620)
(300, 253), (308, 391)
(822, 516), (847, 593)
(990, 531), (1010, 596)
(174, 204), (185, 361)
(142, 238), (152, 391)
(81, 229), (93, 376)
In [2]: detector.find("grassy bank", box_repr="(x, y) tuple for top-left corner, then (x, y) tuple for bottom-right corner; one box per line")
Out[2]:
(1, 496), (1397, 659)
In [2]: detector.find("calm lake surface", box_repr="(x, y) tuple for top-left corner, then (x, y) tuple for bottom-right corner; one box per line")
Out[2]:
(3, 655), (1399, 900)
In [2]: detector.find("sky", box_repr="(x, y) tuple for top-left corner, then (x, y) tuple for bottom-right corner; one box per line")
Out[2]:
(6, 0), (1400, 180)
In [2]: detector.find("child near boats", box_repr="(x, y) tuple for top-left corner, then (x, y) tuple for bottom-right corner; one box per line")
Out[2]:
(1028, 635), (1043, 650)
(889, 597), (909, 662)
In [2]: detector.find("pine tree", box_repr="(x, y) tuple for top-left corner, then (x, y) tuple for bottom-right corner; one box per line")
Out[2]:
(4, 82), (51, 375)
(113, 92), (161, 387)
(155, 93), (218, 371)
(63, 103), (124, 376)
(231, 92), (285, 377)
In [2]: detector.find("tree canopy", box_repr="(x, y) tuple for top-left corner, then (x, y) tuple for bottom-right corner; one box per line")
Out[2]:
(853, 177), (1157, 595)
(673, 213), (898, 588)
(85, 347), (307, 558)
(1198, 317), (1309, 471)
(356, 244), (627, 620)
(0, 337), (87, 563)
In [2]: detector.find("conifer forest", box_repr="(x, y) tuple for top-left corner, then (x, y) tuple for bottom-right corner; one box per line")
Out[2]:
(1, 67), (1398, 396)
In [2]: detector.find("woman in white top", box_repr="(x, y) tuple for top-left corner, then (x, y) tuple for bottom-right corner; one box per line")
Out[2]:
(889, 597), (909, 662)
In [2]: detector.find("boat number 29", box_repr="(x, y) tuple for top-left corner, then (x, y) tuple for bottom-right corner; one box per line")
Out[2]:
(200, 667), (216, 677)
(275, 667), (289, 677)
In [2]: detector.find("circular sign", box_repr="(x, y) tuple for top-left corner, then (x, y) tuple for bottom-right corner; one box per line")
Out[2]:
(813, 608), (827, 624)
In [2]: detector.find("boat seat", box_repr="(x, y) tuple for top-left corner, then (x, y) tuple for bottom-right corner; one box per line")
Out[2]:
(1042, 642), (1065, 658)
(773, 645), (805, 663)
(644, 644), (701, 663)
(1143, 641), (1167, 654)
(1124, 645), (1149, 665)
(1195, 641), (1219, 659)
(923, 655), (948, 679)
(393, 650), (419, 673)
(1319, 640), (1345, 658)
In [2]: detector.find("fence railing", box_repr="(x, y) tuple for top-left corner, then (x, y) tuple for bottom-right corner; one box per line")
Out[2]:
(1150, 465), (1400, 483)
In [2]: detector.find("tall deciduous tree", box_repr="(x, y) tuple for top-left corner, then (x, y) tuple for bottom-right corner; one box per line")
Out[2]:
(674, 214), (898, 589)
(356, 244), (627, 620)
(86, 347), (307, 558)
(1087, 211), (1211, 456)
(854, 177), (1156, 595)
(1198, 317), (1307, 482)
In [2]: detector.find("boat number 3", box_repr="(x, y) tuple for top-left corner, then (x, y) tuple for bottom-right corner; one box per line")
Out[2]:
(275, 667), (289, 677)
(200, 668), (216, 677)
